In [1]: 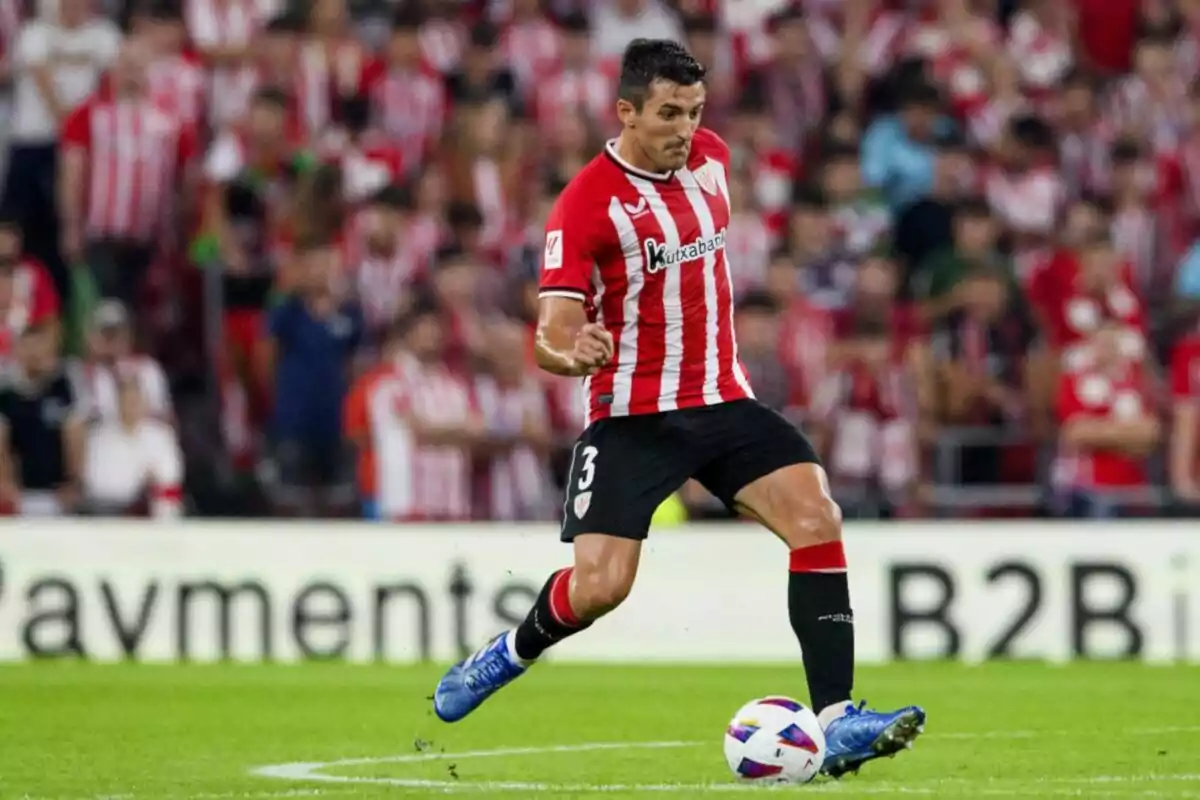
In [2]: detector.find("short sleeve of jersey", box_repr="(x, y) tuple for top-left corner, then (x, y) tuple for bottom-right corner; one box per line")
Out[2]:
(538, 188), (599, 301)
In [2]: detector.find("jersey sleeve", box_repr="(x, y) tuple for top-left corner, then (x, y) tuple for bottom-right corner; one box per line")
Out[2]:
(538, 187), (599, 302)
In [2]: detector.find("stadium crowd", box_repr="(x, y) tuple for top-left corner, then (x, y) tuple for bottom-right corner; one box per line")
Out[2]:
(0, 0), (1197, 521)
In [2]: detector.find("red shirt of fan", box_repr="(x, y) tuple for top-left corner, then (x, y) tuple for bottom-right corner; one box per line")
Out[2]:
(1055, 366), (1150, 488)
(539, 129), (755, 425)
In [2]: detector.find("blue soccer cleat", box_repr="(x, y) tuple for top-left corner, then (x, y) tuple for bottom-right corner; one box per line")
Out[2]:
(433, 632), (527, 723)
(821, 701), (927, 778)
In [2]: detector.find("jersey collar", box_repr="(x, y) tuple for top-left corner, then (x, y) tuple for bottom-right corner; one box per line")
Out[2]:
(604, 139), (673, 183)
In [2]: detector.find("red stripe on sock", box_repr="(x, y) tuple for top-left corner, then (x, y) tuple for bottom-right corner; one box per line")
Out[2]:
(548, 568), (580, 626)
(789, 541), (847, 573)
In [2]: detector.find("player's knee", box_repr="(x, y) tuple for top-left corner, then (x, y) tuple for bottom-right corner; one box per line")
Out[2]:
(572, 559), (635, 617)
(779, 495), (842, 550)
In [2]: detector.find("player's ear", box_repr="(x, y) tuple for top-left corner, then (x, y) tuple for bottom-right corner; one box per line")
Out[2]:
(616, 98), (638, 128)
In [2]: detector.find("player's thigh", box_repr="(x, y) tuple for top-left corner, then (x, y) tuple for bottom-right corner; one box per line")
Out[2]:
(560, 414), (694, 543)
(692, 401), (839, 544)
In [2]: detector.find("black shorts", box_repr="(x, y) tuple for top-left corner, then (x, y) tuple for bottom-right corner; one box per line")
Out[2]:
(560, 399), (820, 542)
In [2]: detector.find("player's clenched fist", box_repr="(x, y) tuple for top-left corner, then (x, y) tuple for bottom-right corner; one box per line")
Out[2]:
(570, 323), (614, 375)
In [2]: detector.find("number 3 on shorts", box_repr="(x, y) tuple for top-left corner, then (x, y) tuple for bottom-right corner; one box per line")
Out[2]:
(577, 445), (599, 491)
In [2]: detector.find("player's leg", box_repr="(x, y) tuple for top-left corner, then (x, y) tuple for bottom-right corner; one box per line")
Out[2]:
(433, 414), (690, 723)
(693, 400), (925, 776)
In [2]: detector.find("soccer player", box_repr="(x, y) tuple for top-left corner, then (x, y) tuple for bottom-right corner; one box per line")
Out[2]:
(433, 39), (926, 778)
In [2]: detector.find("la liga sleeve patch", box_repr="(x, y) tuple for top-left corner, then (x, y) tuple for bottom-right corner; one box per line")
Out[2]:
(544, 230), (563, 270)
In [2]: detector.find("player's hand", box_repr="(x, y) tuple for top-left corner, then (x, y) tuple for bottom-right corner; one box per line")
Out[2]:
(570, 323), (614, 376)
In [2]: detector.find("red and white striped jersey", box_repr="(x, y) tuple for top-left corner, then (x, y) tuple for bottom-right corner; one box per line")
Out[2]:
(185, 0), (264, 129)
(0, 260), (58, 364)
(983, 164), (1065, 239)
(1006, 10), (1073, 96)
(539, 129), (755, 425)
(363, 356), (474, 521)
(61, 97), (197, 243)
(68, 355), (174, 423)
(367, 66), (446, 170)
(1106, 75), (1189, 153)
(318, 129), (405, 204)
(472, 373), (556, 521)
(146, 53), (207, 134)
(342, 223), (423, 331)
(296, 39), (371, 140)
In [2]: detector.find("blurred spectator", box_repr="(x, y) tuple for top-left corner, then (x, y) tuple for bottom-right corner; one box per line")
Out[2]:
(185, 0), (271, 131)
(318, 93), (405, 204)
(861, 80), (947, 210)
(6, 0), (120, 298)
(0, 322), (84, 516)
(790, 184), (856, 311)
(81, 375), (182, 518)
(344, 301), (476, 521)
(823, 140), (890, 258)
(591, 0), (683, 63)
(69, 300), (173, 424)
(534, 11), (611, 133)
(892, 131), (972, 283)
(59, 39), (197, 314)
(733, 290), (802, 421)
(0, 214), (60, 366)
(299, 0), (372, 141)
(369, 7), (446, 173)
(1054, 323), (1160, 518)
(912, 197), (1006, 322)
(261, 236), (363, 516)
(447, 20), (519, 110)
(138, 2), (206, 135)
(347, 184), (421, 347)
(472, 317), (554, 520)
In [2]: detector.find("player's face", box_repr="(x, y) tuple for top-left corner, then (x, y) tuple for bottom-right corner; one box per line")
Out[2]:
(625, 80), (706, 172)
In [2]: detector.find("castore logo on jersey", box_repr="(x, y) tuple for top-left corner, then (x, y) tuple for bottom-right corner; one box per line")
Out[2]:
(643, 228), (727, 274)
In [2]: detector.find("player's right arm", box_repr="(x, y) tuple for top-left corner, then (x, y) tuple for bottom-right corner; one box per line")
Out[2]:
(535, 189), (613, 377)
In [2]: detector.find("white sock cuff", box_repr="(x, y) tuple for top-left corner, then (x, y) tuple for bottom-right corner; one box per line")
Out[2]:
(504, 629), (535, 667)
(817, 700), (854, 730)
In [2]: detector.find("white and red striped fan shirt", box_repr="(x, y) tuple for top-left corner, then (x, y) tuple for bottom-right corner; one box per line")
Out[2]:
(68, 355), (175, 423)
(368, 66), (446, 171)
(1106, 75), (1188, 153)
(539, 129), (755, 425)
(472, 373), (556, 521)
(342, 223), (423, 331)
(418, 17), (465, 75)
(146, 52), (208, 135)
(61, 96), (197, 243)
(185, 0), (264, 129)
(1006, 10), (1073, 97)
(296, 39), (370, 141)
(367, 356), (474, 522)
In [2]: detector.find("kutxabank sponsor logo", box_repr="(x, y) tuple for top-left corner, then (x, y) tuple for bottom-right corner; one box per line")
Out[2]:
(644, 228), (726, 274)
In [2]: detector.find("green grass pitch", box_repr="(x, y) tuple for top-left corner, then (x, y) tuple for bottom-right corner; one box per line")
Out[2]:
(3, 662), (1199, 798)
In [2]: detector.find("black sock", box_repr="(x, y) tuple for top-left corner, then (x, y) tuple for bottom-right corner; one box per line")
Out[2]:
(513, 568), (590, 661)
(788, 570), (855, 714)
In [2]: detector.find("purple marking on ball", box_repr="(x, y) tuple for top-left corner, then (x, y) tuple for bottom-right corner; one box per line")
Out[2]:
(726, 723), (759, 744)
(758, 697), (803, 712)
(736, 758), (784, 779)
(777, 723), (820, 753)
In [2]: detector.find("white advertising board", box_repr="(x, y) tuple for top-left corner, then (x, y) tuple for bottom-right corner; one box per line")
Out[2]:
(0, 520), (1195, 664)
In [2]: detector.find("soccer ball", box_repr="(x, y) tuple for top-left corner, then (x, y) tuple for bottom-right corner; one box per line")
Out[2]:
(723, 696), (826, 784)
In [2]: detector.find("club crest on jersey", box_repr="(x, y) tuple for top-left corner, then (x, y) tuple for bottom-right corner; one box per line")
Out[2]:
(693, 163), (718, 195)
(643, 229), (727, 274)
(573, 491), (592, 519)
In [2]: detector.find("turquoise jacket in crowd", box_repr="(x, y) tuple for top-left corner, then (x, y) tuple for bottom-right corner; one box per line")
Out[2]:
(860, 114), (955, 211)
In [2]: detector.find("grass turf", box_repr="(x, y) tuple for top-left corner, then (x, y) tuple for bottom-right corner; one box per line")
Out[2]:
(2, 662), (1198, 798)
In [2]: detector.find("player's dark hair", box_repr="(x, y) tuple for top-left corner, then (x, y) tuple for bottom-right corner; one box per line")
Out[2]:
(618, 38), (706, 110)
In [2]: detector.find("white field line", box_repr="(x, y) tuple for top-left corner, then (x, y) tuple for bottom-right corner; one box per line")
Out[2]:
(247, 733), (1200, 797)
